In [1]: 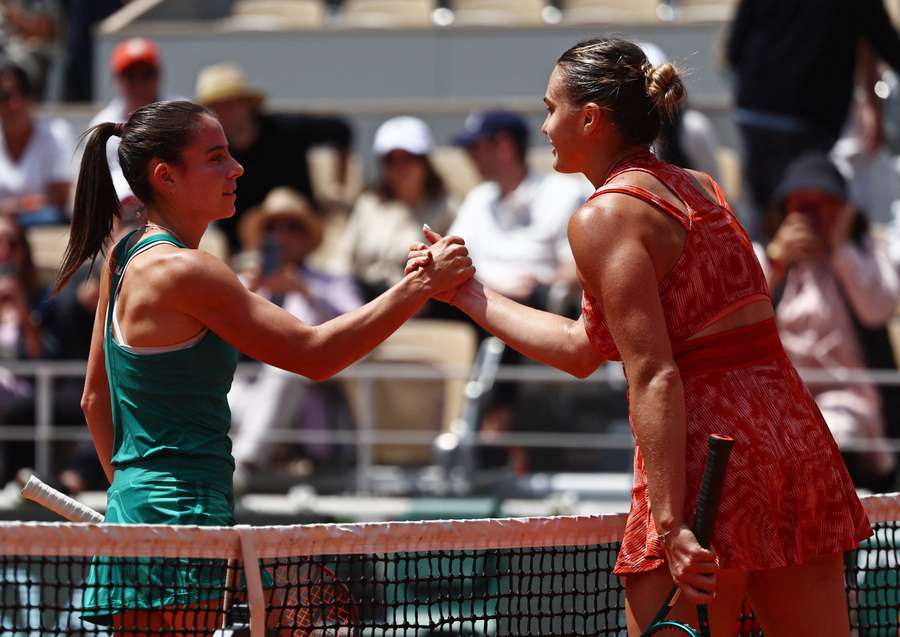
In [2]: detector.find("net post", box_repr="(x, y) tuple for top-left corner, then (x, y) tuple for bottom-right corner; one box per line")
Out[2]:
(236, 525), (266, 637)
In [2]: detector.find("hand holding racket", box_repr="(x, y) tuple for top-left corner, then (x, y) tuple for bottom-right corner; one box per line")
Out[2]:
(641, 434), (735, 637)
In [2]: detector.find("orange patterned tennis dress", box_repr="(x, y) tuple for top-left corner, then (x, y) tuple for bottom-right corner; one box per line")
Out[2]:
(581, 149), (871, 575)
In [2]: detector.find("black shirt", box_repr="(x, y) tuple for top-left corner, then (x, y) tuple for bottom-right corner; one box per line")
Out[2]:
(727, 0), (900, 140)
(223, 112), (353, 252)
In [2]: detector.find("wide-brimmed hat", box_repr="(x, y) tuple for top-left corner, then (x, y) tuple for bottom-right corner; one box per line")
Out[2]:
(195, 62), (265, 107)
(239, 187), (323, 251)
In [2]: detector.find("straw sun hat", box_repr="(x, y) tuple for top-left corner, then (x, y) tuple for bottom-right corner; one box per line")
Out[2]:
(195, 62), (265, 107)
(238, 187), (323, 251)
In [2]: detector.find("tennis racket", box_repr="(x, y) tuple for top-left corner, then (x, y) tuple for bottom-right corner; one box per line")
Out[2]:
(21, 475), (358, 637)
(640, 434), (735, 637)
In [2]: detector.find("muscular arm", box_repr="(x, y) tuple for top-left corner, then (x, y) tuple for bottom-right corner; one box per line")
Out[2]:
(569, 199), (687, 535)
(81, 260), (114, 484)
(167, 239), (471, 381)
(452, 280), (602, 378)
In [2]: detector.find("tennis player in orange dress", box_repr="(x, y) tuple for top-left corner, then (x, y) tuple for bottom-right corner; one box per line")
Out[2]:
(407, 38), (871, 636)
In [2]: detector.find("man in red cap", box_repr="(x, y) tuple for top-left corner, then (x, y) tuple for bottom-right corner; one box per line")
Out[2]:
(88, 37), (176, 216)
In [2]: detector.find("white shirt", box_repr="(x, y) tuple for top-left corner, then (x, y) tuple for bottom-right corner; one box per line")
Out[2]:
(0, 118), (74, 200)
(449, 171), (591, 292)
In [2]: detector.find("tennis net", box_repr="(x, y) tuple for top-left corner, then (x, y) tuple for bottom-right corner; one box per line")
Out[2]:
(0, 492), (896, 636)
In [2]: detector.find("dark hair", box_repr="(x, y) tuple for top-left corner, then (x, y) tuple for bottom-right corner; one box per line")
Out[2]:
(0, 216), (37, 299)
(56, 100), (213, 291)
(555, 37), (686, 147)
(0, 61), (33, 100)
(374, 155), (447, 203)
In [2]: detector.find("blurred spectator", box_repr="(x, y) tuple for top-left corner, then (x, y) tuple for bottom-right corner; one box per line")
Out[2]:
(639, 42), (721, 182)
(0, 0), (59, 100)
(833, 43), (900, 228)
(229, 187), (362, 482)
(342, 116), (455, 302)
(59, 0), (124, 102)
(0, 60), (73, 226)
(0, 215), (44, 484)
(195, 62), (353, 254)
(727, 0), (900, 234)
(89, 37), (173, 221)
(449, 110), (590, 473)
(450, 110), (588, 309)
(755, 154), (900, 491)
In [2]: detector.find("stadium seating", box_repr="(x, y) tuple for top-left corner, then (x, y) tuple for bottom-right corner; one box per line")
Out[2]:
(346, 319), (478, 465)
(672, 0), (739, 23)
(341, 0), (435, 28)
(561, 0), (661, 24)
(450, 0), (547, 26)
(228, 0), (326, 29)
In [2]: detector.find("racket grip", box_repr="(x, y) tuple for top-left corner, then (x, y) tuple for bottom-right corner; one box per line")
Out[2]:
(21, 475), (104, 523)
(691, 434), (735, 549)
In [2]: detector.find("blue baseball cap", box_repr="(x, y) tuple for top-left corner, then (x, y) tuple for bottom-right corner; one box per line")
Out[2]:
(454, 110), (530, 147)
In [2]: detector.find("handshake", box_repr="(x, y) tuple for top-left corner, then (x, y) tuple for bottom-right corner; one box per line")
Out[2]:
(404, 225), (476, 304)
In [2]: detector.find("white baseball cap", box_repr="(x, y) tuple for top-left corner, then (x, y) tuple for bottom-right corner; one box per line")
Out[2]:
(373, 116), (433, 157)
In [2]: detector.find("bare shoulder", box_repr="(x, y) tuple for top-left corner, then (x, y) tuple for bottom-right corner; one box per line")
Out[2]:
(569, 193), (646, 256)
(128, 244), (238, 297)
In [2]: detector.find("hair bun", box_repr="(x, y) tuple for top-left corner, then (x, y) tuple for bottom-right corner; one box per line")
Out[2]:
(645, 62), (686, 122)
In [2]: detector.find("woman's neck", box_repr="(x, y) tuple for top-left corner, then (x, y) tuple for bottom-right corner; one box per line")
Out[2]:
(583, 144), (649, 189)
(144, 207), (206, 249)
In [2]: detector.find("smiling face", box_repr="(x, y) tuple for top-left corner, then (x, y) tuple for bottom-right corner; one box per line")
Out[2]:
(541, 65), (601, 174)
(154, 114), (244, 222)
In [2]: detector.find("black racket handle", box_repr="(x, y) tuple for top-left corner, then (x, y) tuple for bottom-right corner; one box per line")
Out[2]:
(691, 434), (735, 548)
(693, 434), (734, 637)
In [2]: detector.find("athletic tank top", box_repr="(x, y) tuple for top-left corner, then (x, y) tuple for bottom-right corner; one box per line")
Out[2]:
(104, 231), (238, 486)
(581, 149), (771, 361)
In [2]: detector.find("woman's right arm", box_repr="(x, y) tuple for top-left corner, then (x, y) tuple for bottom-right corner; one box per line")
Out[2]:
(450, 280), (603, 378)
(167, 235), (473, 381)
(409, 228), (604, 378)
(81, 259), (115, 484)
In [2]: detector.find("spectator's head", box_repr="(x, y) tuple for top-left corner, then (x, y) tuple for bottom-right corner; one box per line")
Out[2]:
(773, 153), (850, 230)
(240, 187), (322, 265)
(454, 110), (529, 181)
(0, 61), (35, 131)
(195, 63), (264, 149)
(110, 38), (161, 112)
(0, 215), (36, 296)
(58, 100), (244, 290)
(372, 116), (445, 207)
(546, 37), (685, 173)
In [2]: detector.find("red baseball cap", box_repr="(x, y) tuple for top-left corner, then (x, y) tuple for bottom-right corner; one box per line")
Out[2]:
(110, 38), (160, 74)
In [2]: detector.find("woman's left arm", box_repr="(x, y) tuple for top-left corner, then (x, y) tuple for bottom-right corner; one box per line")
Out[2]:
(569, 197), (715, 603)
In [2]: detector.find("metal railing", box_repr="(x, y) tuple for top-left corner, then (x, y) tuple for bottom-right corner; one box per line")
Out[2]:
(2, 356), (900, 491)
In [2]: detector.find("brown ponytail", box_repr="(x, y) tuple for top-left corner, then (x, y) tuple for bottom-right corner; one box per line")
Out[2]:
(55, 122), (120, 292)
(55, 100), (212, 292)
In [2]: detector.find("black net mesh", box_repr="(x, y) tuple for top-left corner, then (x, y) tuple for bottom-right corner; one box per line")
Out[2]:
(0, 517), (896, 635)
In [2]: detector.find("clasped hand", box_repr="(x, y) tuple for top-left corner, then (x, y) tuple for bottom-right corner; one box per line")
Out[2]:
(404, 226), (475, 303)
(663, 525), (719, 605)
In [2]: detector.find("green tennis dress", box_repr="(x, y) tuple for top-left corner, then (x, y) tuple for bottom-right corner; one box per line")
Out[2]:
(81, 231), (239, 625)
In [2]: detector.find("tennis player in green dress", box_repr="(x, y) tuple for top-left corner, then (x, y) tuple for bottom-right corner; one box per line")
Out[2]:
(59, 100), (473, 633)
